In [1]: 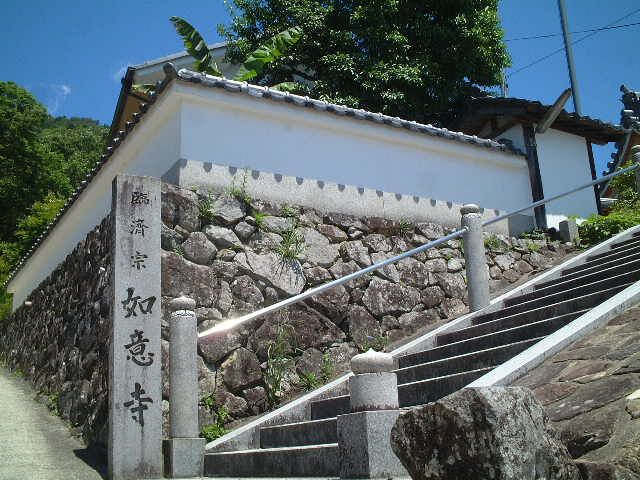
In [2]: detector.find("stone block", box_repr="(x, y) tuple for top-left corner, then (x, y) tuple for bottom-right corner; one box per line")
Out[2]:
(559, 219), (579, 243)
(164, 437), (205, 478)
(337, 410), (408, 479)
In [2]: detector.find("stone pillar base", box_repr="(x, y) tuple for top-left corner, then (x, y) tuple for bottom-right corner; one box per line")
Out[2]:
(163, 437), (205, 478)
(337, 410), (408, 479)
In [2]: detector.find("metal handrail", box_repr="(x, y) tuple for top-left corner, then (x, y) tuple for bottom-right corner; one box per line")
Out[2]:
(484, 163), (640, 227)
(198, 162), (640, 339)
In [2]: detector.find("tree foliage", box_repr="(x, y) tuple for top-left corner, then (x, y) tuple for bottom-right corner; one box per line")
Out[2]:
(0, 81), (107, 318)
(579, 162), (640, 245)
(218, 0), (510, 125)
(170, 16), (302, 83)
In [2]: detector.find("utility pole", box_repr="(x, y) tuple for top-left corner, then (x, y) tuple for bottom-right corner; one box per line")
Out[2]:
(558, 0), (582, 116)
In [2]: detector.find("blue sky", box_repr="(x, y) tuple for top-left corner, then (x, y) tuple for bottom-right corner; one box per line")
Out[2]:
(1, 1), (638, 173)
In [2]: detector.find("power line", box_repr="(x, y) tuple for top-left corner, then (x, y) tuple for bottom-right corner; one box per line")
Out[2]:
(505, 21), (640, 42)
(506, 7), (640, 78)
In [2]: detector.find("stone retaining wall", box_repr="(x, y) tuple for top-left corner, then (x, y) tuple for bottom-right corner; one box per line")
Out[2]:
(0, 216), (113, 446)
(0, 180), (579, 448)
(160, 183), (576, 429)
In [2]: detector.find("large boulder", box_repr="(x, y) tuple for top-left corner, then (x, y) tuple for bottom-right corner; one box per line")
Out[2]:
(234, 251), (305, 296)
(182, 231), (217, 265)
(161, 183), (200, 232)
(247, 304), (345, 361)
(220, 347), (262, 393)
(340, 241), (372, 267)
(298, 227), (340, 267)
(362, 278), (421, 317)
(202, 225), (243, 250)
(161, 252), (218, 307)
(391, 387), (581, 480)
(212, 195), (247, 225)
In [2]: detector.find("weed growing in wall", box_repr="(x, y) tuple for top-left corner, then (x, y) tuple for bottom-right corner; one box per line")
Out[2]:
(198, 191), (216, 224)
(526, 242), (541, 253)
(397, 218), (413, 236)
(280, 204), (299, 219)
(226, 169), (252, 205)
(519, 229), (546, 240)
(252, 210), (267, 231)
(264, 321), (294, 406)
(483, 234), (503, 251)
(276, 219), (305, 261)
(299, 372), (320, 391)
(320, 352), (334, 383)
(200, 400), (230, 442)
(358, 333), (389, 353)
(173, 244), (185, 257)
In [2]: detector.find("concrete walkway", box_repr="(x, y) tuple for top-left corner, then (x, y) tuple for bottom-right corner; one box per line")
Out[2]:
(0, 367), (105, 480)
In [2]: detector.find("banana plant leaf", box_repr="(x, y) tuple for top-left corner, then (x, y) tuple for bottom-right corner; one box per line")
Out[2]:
(170, 16), (222, 76)
(234, 27), (303, 82)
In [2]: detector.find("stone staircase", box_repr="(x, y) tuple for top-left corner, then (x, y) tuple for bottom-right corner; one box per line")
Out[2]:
(203, 230), (640, 477)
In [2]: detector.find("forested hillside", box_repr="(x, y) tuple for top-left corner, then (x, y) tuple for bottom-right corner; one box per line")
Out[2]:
(0, 81), (108, 318)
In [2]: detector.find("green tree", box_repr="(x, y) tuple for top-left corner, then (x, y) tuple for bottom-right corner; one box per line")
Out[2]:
(219, 0), (510, 125)
(0, 82), (107, 318)
(0, 82), (49, 239)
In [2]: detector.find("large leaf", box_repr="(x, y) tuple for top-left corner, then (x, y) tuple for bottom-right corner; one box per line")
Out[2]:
(170, 16), (222, 76)
(234, 27), (303, 82)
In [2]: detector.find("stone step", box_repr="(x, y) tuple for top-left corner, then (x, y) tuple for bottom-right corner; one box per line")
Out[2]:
(611, 234), (640, 248)
(561, 249), (640, 276)
(204, 443), (339, 477)
(471, 281), (631, 326)
(535, 257), (640, 290)
(394, 338), (541, 384)
(587, 239), (640, 261)
(311, 395), (350, 421)
(583, 243), (640, 266)
(505, 268), (640, 307)
(260, 417), (337, 449)
(397, 309), (588, 369)
(398, 367), (493, 406)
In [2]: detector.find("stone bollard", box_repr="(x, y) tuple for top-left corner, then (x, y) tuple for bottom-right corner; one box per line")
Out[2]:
(461, 204), (490, 311)
(632, 145), (640, 194)
(558, 218), (579, 243)
(164, 294), (205, 478)
(337, 349), (408, 478)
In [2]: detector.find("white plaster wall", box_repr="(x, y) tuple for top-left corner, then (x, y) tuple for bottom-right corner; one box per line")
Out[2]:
(177, 84), (533, 214)
(8, 81), (534, 310)
(8, 94), (182, 309)
(535, 129), (598, 229)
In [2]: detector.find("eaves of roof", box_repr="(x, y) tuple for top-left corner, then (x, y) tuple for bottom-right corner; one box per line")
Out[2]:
(4, 64), (523, 290)
(457, 96), (628, 145)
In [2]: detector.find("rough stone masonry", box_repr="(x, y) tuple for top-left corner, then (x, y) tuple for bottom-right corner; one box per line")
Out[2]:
(0, 180), (577, 449)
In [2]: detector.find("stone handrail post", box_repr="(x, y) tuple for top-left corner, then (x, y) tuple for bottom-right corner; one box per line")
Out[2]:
(632, 145), (640, 194)
(164, 294), (205, 478)
(337, 349), (407, 478)
(461, 204), (490, 311)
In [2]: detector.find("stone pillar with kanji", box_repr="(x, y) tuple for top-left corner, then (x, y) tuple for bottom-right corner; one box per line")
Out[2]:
(108, 175), (162, 480)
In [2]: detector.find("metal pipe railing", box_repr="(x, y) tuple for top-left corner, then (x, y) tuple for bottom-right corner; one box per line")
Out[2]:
(198, 162), (640, 339)
(484, 163), (640, 227)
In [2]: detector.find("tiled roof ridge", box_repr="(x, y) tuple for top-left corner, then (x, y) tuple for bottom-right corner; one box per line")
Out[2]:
(3, 63), (521, 290)
(175, 67), (523, 154)
(468, 95), (627, 133)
